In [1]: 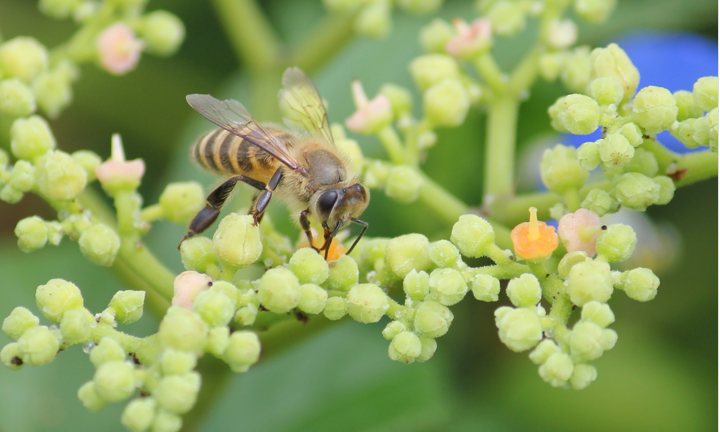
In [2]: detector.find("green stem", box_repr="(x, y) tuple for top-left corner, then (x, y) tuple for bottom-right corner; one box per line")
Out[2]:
(115, 190), (138, 237)
(508, 48), (541, 96)
(564, 188), (581, 212)
(140, 204), (164, 222)
(417, 172), (468, 224)
(464, 262), (529, 280)
(484, 95), (519, 197)
(117, 238), (175, 301)
(210, 0), (282, 72)
(86, 324), (162, 365)
(377, 126), (408, 165)
(674, 150), (719, 187)
(291, 14), (356, 74)
(640, 138), (678, 172)
(474, 53), (506, 95)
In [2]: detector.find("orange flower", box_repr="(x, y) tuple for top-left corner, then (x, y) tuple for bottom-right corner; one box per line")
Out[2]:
(297, 229), (347, 261)
(511, 207), (559, 260)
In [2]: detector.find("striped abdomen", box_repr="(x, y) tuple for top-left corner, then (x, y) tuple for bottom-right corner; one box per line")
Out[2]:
(192, 128), (291, 182)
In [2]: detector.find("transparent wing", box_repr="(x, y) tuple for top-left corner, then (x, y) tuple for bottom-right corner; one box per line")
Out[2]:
(278, 67), (334, 145)
(186, 94), (303, 172)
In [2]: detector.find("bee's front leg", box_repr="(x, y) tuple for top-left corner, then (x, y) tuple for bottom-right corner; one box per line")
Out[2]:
(299, 210), (318, 253)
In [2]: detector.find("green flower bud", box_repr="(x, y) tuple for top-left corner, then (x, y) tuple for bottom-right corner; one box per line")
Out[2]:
(574, 0), (616, 23)
(539, 52), (565, 82)
(154, 372), (201, 414)
(557, 251), (589, 279)
(15, 216), (49, 253)
(258, 268), (301, 314)
(706, 108), (717, 151)
(570, 321), (615, 361)
(17, 326), (59, 366)
(569, 363), (597, 390)
(158, 307), (208, 355)
(632, 86), (678, 133)
(423, 78), (470, 127)
(652, 175), (675, 205)
(529, 339), (560, 365)
(620, 267), (659, 302)
(414, 300), (453, 338)
(78, 382), (105, 411)
(382, 320), (406, 340)
(94, 360), (136, 402)
(209, 281), (240, 310)
(672, 118), (703, 148)
(409, 54), (460, 91)
(37, 150), (87, 200)
(590, 43), (639, 102)
(589, 77), (624, 106)
(7, 161), (35, 193)
(576, 141), (600, 171)
(354, 1), (391, 39)
(121, 398), (156, 432)
(205, 326), (230, 356)
(335, 137), (364, 174)
(428, 268), (467, 306)
(595, 223), (637, 262)
(2, 307), (39, 340)
(561, 46), (592, 94)
(487, 1), (525, 36)
(416, 336), (437, 362)
(140, 11), (185, 57)
(180, 236), (219, 273)
(59, 308), (93, 343)
(566, 259), (613, 306)
(598, 134), (634, 168)
(0, 37), (48, 83)
(384, 165), (423, 203)
(693, 76), (718, 112)
(618, 122), (644, 147)
(323, 255), (358, 291)
(323, 297), (347, 320)
(346, 283), (389, 323)
(10, 115), (56, 162)
(386, 233), (431, 278)
(152, 409), (182, 432)
(108, 291), (145, 325)
(1, 184), (23, 203)
(403, 269), (430, 300)
(1, 342), (24, 370)
(539, 352), (574, 387)
(540, 144), (589, 194)
(0, 78), (35, 116)
(193, 290), (234, 327)
(624, 148), (658, 177)
(212, 213), (262, 267)
(159, 182), (204, 225)
(32, 69), (73, 118)
(224, 330), (261, 373)
(581, 301), (615, 327)
(234, 305), (258, 326)
(581, 188), (617, 217)
(39, 0), (81, 19)
(549, 94), (601, 135)
(78, 223), (120, 266)
(691, 115), (710, 147)
(90, 337), (126, 367)
(428, 240), (461, 268)
(298, 284), (328, 315)
(470, 274), (500, 302)
(613, 172), (660, 211)
(673, 90), (703, 121)
(494, 306), (543, 352)
(388, 331), (422, 364)
(398, 0), (441, 14)
(506, 274), (541, 307)
(380, 83), (413, 117)
(36, 278), (83, 323)
(451, 214), (495, 258)
(289, 247), (329, 285)
(419, 19), (454, 53)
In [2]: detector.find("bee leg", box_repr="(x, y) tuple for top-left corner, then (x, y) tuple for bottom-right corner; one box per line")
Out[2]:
(299, 210), (318, 252)
(346, 218), (368, 255)
(321, 223), (342, 260)
(252, 167), (283, 226)
(179, 175), (266, 248)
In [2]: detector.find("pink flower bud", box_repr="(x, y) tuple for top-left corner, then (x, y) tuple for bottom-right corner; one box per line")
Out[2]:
(445, 18), (492, 59)
(345, 81), (393, 135)
(172, 271), (213, 310)
(558, 208), (602, 256)
(95, 134), (145, 193)
(97, 23), (143, 75)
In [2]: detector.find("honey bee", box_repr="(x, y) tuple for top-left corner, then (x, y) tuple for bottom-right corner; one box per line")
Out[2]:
(181, 67), (369, 259)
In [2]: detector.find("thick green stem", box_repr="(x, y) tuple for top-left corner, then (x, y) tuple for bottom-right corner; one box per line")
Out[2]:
(417, 172), (468, 224)
(475, 53), (506, 95)
(484, 96), (519, 197)
(674, 150), (719, 187)
(377, 126), (408, 165)
(117, 238), (176, 301)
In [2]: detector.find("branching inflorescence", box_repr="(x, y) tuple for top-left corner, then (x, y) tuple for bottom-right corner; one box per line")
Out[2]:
(1, 0), (718, 431)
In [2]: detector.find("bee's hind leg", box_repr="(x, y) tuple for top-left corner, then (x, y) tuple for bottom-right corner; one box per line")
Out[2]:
(178, 175), (266, 248)
(251, 167), (283, 225)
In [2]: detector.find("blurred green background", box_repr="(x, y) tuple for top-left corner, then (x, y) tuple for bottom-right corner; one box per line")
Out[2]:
(0, 0), (717, 431)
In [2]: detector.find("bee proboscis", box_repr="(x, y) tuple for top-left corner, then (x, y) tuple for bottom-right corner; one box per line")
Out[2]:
(180, 67), (369, 260)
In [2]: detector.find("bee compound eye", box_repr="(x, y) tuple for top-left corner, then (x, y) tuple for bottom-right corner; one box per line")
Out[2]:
(317, 190), (339, 218)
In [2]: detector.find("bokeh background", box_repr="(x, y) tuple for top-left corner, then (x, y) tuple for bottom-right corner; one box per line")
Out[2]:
(0, 0), (717, 431)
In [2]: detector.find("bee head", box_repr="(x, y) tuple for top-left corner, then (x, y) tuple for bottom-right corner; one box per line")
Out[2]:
(314, 183), (369, 230)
